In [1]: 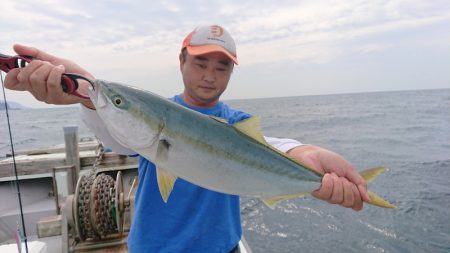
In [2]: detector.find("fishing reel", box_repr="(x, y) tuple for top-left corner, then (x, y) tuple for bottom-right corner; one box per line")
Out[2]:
(62, 171), (136, 251)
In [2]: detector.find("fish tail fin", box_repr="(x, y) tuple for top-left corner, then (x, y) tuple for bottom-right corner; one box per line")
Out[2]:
(367, 191), (396, 208)
(360, 167), (396, 208)
(360, 166), (385, 183)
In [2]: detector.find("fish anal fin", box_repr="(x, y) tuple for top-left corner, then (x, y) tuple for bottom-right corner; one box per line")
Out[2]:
(156, 167), (177, 203)
(233, 116), (268, 145)
(262, 192), (310, 209)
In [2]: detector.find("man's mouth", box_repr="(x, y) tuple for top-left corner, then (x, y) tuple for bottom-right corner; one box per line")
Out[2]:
(199, 86), (215, 91)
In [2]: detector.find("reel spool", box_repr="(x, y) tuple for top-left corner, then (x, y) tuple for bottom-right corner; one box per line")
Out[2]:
(67, 171), (125, 241)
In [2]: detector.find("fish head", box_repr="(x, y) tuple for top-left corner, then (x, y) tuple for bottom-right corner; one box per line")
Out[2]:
(88, 79), (162, 150)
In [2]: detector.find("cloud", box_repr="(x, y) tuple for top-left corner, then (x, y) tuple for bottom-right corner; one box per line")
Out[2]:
(0, 0), (448, 108)
(160, 0), (181, 12)
(2, 0), (448, 64)
(218, 0), (450, 65)
(354, 43), (394, 54)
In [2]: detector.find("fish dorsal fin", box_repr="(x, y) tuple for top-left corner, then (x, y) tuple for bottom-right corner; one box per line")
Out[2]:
(233, 116), (321, 176)
(156, 167), (177, 203)
(210, 116), (228, 124)
(233, 116), (268, 145)
(211, 115), (267, 145)
(262, 192), (310, 209)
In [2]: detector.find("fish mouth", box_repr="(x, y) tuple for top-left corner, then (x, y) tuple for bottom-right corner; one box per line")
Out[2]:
(88, 80), (108, 108)
(87, 80), (98, 103)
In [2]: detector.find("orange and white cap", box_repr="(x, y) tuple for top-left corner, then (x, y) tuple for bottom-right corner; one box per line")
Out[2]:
(182, 25), (238, 64)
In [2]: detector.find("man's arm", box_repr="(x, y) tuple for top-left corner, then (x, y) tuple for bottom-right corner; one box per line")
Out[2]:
(5, 44), (134, 155)
(266, 137), (368, 211)
(4, 44), (95, 109)
(287, 145), (369, 211)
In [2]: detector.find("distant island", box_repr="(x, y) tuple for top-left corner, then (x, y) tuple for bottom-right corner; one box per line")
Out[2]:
(0, 100), (26, 110)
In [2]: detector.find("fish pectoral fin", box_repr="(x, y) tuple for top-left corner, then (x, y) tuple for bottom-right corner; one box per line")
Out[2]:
(262, 192), (310, 209)
(233, 116), (268, 145)
(156, 167), (177, 203)
(155, 137), (171, 164)
(155, 136), (176, 203)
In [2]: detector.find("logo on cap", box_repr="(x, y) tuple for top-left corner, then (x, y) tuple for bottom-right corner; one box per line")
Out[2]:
(210, 25), (224, 37)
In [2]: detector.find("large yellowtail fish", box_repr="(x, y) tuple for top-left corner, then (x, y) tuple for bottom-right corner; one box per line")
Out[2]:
(88, 80), (395, 209)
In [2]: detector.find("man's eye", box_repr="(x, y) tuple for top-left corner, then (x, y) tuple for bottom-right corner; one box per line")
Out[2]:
(196, 64), (206, 69)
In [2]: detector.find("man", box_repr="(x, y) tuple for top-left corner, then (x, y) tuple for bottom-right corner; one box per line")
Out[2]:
(5, 25), (369, 252)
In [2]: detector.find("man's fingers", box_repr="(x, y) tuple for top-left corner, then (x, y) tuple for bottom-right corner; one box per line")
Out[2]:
(312, 173), (366, 210)
(312, 173), (333, 200)
(47, 65), (66, 103)
(5, 44), (93, 106)
(344, 165), (369, 202)
(47, 65), (64, 89)
(341, 178), (354, 208)
(13, 44), (57, 61)
(358, 184), (370, 202)
(17, 60), (44, 84)
(29, 62), (56, 101)
(329, 174), (343, 204)
(352, 184), (364, 211)
(4, 69), (27, 91)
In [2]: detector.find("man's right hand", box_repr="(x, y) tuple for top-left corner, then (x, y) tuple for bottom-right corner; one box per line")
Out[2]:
(4, 44), (95, 109)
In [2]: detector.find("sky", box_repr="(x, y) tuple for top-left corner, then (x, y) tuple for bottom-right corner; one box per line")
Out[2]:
(0, 0), (449, 108)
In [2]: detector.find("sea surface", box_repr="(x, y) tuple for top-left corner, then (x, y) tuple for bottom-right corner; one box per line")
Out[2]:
(1, 89), (449, 252)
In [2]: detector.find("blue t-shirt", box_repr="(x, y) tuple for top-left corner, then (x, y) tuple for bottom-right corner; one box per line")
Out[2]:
(127, 94), (251, 253)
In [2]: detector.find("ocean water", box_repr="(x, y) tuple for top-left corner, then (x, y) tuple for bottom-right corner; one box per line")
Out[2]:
(1, 89), (449, 252)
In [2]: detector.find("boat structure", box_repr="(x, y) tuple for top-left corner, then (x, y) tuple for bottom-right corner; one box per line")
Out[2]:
(0, 126), (138, 252)
(0, 126), (252, 253)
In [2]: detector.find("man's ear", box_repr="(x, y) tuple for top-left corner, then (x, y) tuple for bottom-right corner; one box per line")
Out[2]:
(179, 52), (184, 71)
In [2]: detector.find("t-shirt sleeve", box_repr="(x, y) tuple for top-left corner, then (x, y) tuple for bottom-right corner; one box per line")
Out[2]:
(220, 103), (251, 124)
(227, 110), (251, 124)
(79, 105), (137, 156)
(264, 136), (305, 153)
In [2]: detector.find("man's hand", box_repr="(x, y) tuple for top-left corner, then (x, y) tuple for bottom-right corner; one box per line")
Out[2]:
(4, 44), (95, 109)
(287, 145), (370, 211)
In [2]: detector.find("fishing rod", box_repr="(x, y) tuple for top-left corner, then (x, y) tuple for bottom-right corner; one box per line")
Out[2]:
(0, 71), (29, 253)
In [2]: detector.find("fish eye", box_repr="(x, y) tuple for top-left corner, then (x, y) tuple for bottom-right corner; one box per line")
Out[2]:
(112, 95), (123, 106)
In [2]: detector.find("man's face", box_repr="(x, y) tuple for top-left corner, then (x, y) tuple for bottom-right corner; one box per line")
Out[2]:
(180, 51), (233, 107)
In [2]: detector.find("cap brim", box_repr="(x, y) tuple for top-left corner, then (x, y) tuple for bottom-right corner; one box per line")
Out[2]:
(186, 45), (238, 65)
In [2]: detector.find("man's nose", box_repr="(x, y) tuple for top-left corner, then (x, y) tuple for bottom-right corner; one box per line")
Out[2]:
(203, 68), (216, 82)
